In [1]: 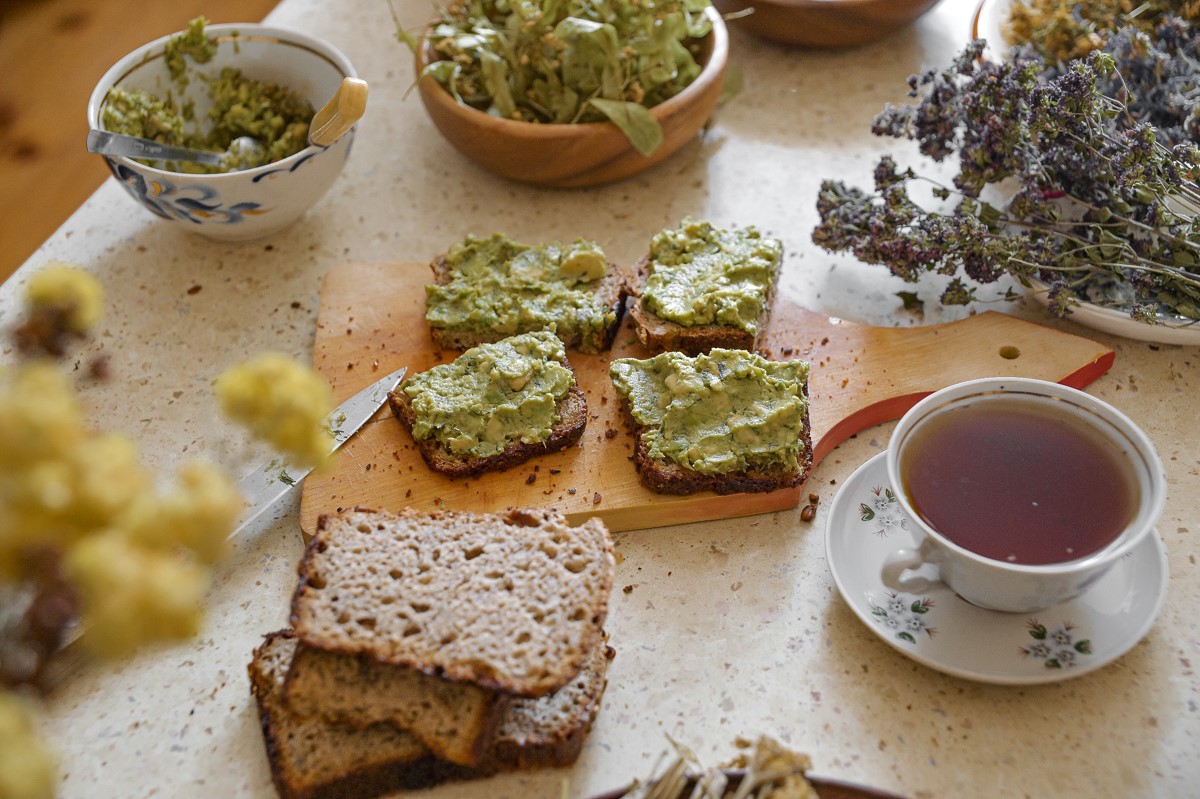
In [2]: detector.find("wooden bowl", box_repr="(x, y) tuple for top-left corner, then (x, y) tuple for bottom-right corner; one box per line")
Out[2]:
(414, 7), (728, 188)
(712, 0), (942, 48)
(588, 768), (910, 799)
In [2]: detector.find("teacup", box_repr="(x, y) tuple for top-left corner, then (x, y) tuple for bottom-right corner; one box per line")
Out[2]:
(882, 377), (1165, 612)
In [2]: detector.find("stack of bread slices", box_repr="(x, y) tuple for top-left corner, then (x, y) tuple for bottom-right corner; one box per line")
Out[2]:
(248, 506), (616, 799)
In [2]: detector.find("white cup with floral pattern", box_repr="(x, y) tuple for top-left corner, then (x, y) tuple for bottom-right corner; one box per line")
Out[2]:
(882, 377), (1165, 613)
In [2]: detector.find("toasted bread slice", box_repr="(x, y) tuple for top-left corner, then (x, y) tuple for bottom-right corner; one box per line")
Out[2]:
(626, 254), (779, 355)
(282, 643), (507, 767)
(610, 349), (812, 496)
(623, 399), (813, 495)
(290, 507), (615, 698)
(388, 372), (586, 479)
(426, 253), (628, 354)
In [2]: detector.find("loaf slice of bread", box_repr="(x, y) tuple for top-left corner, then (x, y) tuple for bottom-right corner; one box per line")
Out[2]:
(388, 381), (587, 479)
(247, 630), (470, 799)
(389, 331), (588, 479)
(291, 507), (615, 698)
(626, 219), (783, 355)
(628, 410), (813, 495)
(282, 643), (507, 767)
(426, 252), (628, 354)
(248, 631), (613, 798)
(611, 350), (812, 496)
(486, 634), (615, 771)
(626, 254), (779, 355)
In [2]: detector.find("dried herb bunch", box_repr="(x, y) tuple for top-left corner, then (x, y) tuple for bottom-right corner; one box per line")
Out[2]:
(1007, 0), (1200, 64)
(812, 39), (1200, 322)
(397, 0), (713, 154)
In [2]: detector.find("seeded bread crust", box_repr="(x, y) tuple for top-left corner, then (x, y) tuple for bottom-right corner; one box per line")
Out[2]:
(625, 254), (780, 356)
(290, 507), (615, 698)
(427, 255), (628, 353)
(282, 643), (508, 767)
(248, 631), (471, 799)
(387, 375), (587, 479)
(617, 385), (813, 496)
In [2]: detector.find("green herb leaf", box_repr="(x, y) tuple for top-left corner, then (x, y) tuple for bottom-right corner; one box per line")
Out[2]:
(588, 98), (664, 155)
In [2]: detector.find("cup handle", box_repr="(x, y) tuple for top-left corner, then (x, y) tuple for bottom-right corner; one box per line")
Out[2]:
(881, 546), (942, 594)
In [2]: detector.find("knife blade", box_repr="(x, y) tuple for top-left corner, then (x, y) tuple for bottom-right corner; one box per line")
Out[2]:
(230, 364), (407, 538)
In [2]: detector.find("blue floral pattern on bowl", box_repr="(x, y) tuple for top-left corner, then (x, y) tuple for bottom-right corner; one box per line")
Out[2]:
(108, 161), (271, 225)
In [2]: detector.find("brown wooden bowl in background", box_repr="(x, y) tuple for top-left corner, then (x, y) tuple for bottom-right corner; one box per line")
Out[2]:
(712, 0), (942, 48)
(414, 7), (728, 188)
(587, 768), (910, 799)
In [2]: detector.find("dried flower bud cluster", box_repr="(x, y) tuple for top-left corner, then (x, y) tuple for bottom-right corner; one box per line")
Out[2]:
(813, 32), (1200, 322)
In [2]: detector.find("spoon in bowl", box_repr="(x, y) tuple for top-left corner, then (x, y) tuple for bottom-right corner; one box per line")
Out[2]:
(87, 76), (368, 169)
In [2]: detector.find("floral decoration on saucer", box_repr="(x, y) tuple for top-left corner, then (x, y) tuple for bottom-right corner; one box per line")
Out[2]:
(825, 452), (1168, 685)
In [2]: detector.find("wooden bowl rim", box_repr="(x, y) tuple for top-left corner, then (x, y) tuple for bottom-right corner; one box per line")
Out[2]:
(719, 0), (936, 10)
(414, 5), (728, 139)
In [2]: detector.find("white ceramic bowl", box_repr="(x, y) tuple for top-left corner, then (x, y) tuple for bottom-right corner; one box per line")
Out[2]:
(87, 23), (357, 242)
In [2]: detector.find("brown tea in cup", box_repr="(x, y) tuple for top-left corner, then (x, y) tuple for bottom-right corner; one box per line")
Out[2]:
(898, 396), (1139, 565)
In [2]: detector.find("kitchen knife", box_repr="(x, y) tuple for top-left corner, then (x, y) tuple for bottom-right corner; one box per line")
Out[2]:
(231, 364), (406, 538)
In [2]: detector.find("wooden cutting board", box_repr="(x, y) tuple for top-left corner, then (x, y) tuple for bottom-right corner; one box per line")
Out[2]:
(299, 261), (1115, 534)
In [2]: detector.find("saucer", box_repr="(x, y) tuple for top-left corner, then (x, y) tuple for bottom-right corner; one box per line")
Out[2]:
(825, 452), (1169, 685)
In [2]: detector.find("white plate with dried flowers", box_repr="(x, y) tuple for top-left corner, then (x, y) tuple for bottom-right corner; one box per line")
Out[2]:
(1024, 277), (1200, 346)
(825, 452), (1168, 685)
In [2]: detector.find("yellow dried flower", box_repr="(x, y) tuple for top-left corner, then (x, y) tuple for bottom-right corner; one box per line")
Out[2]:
(122, 460), (242, 564)
(62, 532), (210, 658)
(215, 353), (334, 469)
(24, 264), (104, 334)
(0, 692), (56, 799)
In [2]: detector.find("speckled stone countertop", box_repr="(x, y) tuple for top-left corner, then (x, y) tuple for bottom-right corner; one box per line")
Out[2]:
(2, 1), (1197, 797)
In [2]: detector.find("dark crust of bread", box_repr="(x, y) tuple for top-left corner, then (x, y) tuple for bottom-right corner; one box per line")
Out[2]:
(487, 643), (616, 772)
(387, 367), (587, 479)
(248, 630), (473, 799)
(617, 384), (813, 496)
(426, 254), (628, 353)
(625, 254), (780, 356)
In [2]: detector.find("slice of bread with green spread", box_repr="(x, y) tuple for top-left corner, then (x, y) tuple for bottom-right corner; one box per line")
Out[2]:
(610, 348), (812, 495)
(425, 233), (627, 354)
(626, 218), (783, 355)
(388, 331), (587, 478)
(290, 506), (615, 698)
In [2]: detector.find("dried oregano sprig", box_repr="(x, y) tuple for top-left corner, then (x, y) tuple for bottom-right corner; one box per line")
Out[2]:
(812, 39), (1200, 322)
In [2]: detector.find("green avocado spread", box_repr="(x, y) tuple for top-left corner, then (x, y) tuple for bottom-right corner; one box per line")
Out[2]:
(403, 331), (573, 459)
(424, 233), (616, 353)
(642, 219), (783, 334)
(609, 348), (809, 476)
(100, 17), (314, 173)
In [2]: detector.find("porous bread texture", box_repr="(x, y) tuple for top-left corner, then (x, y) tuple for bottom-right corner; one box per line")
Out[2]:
(387, 379), (587, 479)
(291, 507), (615, 698)
(486, 635), (615, 771)
(283, 643), (507, 766)
(427, 254), (627, 353)
(248, 630), (614, 798)
(625, 253), (781, 356)
(248, 631), (468, 799)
